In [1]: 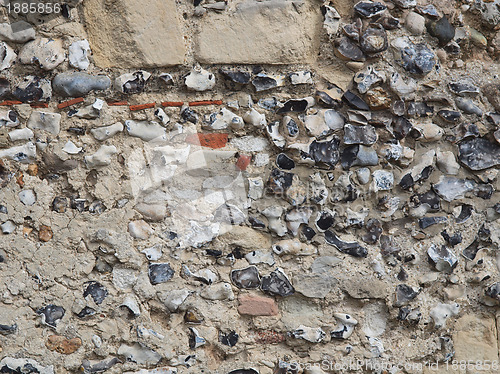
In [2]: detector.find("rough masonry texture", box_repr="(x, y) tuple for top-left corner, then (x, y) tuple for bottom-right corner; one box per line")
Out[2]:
(0, 0), (500, 374)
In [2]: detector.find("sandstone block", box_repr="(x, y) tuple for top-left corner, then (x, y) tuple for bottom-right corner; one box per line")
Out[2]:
(453, 314), (499, 363)
(195, 0), (321, 64)
(83, 0), (185, 68)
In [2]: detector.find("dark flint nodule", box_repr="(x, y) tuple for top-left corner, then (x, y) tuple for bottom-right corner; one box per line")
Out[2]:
(411, 190), (440, 211)
(400, 43), (435, 75)
(397, 267), (408, 281)
(343, 19), (362, 41)
(267, 168), (293, 194)
(392, 116), (413, 140)
(485, 283), (500, 302)
(343, 124), (377, 145)
(394, 284), (418, 306)
(230, 266), (261, 289)
(316, 211), (334, 231)
(0, 323), (17, 335)
(67, 126), (86, 135)
(316, 87), (343, 108)
(336, 37), (366, 62)
(354, 1), (387, 18)
(220, 69), (251, 84)
(37, 304), (65, 328)
(342, 90), (370, 111)
(474, 184), (493, 200)
(284, 117), (299, 137)
(418, 216), (447, 229)
(459, 138), (500, 171)
(181, 107), (198, 124)
(324, 230), (368, 258)
(363, 218), (382, 244)
(302, 226), (316, 241)
(276, 153), (295, 170)
(13, 78), (44, 103)
(89, 200), (106, 215)
(249, 216), (266, 229)
(441, 230), (462, 247)
(0, 78), (9, 99)
(260, 269), (295, 296)
(252, 75), (279, 92)
(407, 102), (434, 117)
(276, 98), (310, 114)
(220, 330), (239, 347)
(122, 71), (148, 94)
(462, 238), (479, 261)
(427, 17), (455, 46)
(83, 281), (108, 305)
(71, 197), (86, 212)
(148, 263), (174, 285)
(308, 137), (340, 167)
(52, 196), (68, 213)
(438, 110), (461, 123)
(427, 244), (458, 273)
(449, 82), (479, 96)
(76, 306), (96, 319)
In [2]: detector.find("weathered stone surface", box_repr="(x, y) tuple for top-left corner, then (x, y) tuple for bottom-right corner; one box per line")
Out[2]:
(83, 0), (185, 67)
(195, 0), (321, 64)
(453, 314), (499, 363)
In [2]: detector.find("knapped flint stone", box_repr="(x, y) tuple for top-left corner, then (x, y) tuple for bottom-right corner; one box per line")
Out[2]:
(189, 327), (206, 349)
(458, 138), (500, 170)
(260, 268), (295, 296)
(117, 71), (149, 94)
(220, 69), (251, 84)
(456, 204), (473, 223)
(52, 72), (111, 97)
(427, 17), (455, 46)
(220, 331), (239, 347)
(284, 117), (299, 137)
(336, 37), (366, 62)
(76, 306), (96, 319)
(316, 211), (334, 231)
(441, 230), (462, 247)
(475, 184), (494, 200)
(485, 283), (500, 302)
(455, 97), (482, 116)
(37, 304), (65, 328)
(342, 90), (370, 111)
(363, 218), (382, 244)
(449, 81), (480, 96)
(267, 168), (293, 194)
(416, 4), (440, 18)
(407, 101), (433, 117)
(302, 226), (316, 241)
(52, 197), (68, 213)
(427, 244), (458, 273)
(308, 137), (340, 167)
(453, 123), (480, 142)
(148, 263), (174, 285)
(252, 74), (281, 92)
(0, 324), (17, 335)
(83, 281), (108, 305)
(400, 42), (436, 75)
(341, 145), (379, 169)
(324, 230), (368, 257)
(394, 284), (418, 306)
(392, 116), (413, 139)
(438, 110), (461, 123)
(12, 78), (49, 103)
(230, 266), (261, 289)
(0, 77), (9, 99)
(343, 19), (362, 41)
(343, 124), (377, 145)
(354, 1), (387, 18)
(433, 176), (475, 202)
(412, 190), (440, 211)
(276, 98), (311, 113)
(276, 153), (295, 170)
(418, 216), (447, 229)
(360, 24), (388, 54)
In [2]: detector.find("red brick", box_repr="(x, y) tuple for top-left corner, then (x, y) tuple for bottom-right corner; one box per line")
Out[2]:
(238, 294), (278, 316)
(236, 154), (251, 171)
(185, 133), (228, 149)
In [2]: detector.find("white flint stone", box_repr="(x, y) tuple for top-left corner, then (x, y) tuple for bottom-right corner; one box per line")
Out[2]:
(290, 71), (313, 85)
(273, 239), (317, 256)
(158, 289), (192, 312)
(0, 110), (19, 128)
(19, 189), (36, 206)
(8, 128), (33, 142)
(0, 42), (16, 70)
(154, 108), (169, 125)
(85, 145), (117, 168)
(245, 250), (275, 266)
(436, 150), (460, 175)
(185, 68), (215, 91)
(120, 295), (141, 316)
(0, 21), (36, 43)
(243, 108), (267, 127)
(114, 71), (151, 92)
(27, 111), (61, 135)
(69, 39), (91, 70)
(206, 108), (243, 130)
(331, 313), (358, 339)
(91, 122), (124, 141)
(1, 220), (16, 234)
(70, 98), (104, 119)
(18, 38), (65, 70)
(0, 358), (53, 374)
(266, 121), (286, 148)
(286, 208), (312, 236)
(291, 325), (326, 343)
(200, 282), (234, 300)
(0, 142), (36, 162)
(248, 177), (264, 200)
(262, 206), (287, 237)
(118, 344), (161, 366)
(62, 140), (83, 154)
(430, 303), (460, 328)
(126, 120), (167, 142)
(304, 109), (344, 138)
(142, 245), (162, 261)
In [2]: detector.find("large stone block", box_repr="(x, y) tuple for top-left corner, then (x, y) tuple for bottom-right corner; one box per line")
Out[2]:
(195, 0), (321, 64)
(453, 314), (499, 363)
(83, 0), (185, 68)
